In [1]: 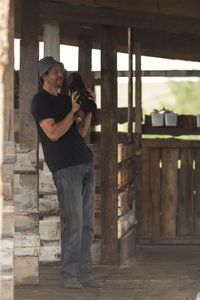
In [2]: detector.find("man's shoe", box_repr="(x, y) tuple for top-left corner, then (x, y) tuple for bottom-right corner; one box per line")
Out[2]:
(61, 277), (83, 289)
(80, 277), (103, 288)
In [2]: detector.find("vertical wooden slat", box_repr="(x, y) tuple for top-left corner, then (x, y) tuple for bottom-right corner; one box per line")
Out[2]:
(177, 149), (194, 236)
(194, 150), (200, 235)
(127, 27), (133, 141)
(43, 21), (60, 60)
(161, 149), (178, 238)
(101, 25), (118, 264)
(140, 146), (150, 237)
(149, 148), (161, 238)
(19, 0), (39, 149)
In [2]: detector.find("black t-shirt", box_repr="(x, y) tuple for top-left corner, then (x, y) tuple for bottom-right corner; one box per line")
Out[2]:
(31, 89), (92, 172)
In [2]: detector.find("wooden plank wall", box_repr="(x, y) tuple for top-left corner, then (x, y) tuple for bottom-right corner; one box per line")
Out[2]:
(141, 139), (200, 243)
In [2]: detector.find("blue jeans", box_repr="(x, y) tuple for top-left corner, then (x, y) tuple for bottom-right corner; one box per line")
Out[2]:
(52, 163), (95, 280)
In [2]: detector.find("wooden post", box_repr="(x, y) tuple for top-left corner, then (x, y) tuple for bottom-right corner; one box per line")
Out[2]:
(78, 34), (92, 85)
(78, 34), (92, 143)
(19, 0), (39, 148)
(16, 0), (39, 285)
(43, 21), (60, 60)
(135, 41), (142, 143)
(101, 25), (119, 264)
(0, 1), (15, 299)
(128, 27), (133, 142)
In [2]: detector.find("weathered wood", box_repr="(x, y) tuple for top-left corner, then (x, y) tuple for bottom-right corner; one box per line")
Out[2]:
(127, 27), (133, 141)
(3, 0), (14, 142)
(194, 150), (200, 235)
(78, 34), (92, 85)
(2, 211), (14, 238)
(14, 187), (38, 213)
(43, 21), (60, 60)
(95, 69), (200, 78)
(14, 233), (40, 256)
(19, 0), (39, 148)
(40, 242), (61, 262)
(15, 213), (39, 233)
(91, 239), (101, 264)
(39, 217), (61, 241)
(0, 2), (15, 299)
(161, 149), (179, 238)
(119, 227), (136, 264)
(149, 148), (161, 238)
(14, 149), (37, 174)
(39, 2), (200, 34)
(0, 239), (14, 273)
(95, 107), (136, 125)
(39, 195), (59, 216)
(14, 256), (39, 285)
(1, 275), (14, 300)
(39, 170), (57, 195)
(118, 161), (134, 189)
(118, 187), (133, 216)
(3, 141), (15, 163)
(177, 149), (194, 236)
(142, 139), (200, 148)
(101, 25), (118, 264)
(118, 209), (137, 239)
(135, 41), (142, 137)
(141, 147), (150, 237)
(78, 34), (93, 144)
(117, 143), (134, 163)
(47, 0), (200, 18)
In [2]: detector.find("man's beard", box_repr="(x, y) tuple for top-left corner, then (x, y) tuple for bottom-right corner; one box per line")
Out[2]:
(55, 78), (63, 89)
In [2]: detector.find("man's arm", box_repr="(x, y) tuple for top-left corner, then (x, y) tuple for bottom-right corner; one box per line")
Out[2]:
(77, 112), (92, 138)
(39, 92), (80, 142)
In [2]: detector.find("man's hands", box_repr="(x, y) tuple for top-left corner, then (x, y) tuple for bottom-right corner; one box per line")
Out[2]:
(71, 91), (80, 114)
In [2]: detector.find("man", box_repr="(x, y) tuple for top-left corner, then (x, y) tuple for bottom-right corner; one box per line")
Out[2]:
(31, 56), (102, 289)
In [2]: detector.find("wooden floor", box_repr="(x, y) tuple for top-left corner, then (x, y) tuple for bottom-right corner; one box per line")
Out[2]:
(15, 245), (200, 300)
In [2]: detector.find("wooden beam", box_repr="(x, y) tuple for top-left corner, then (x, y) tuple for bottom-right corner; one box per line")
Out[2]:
(15, 2), (200, 61)
(39, 2), (200, 35)
(101, 25), (119, 264)
(134, 29), (200, 60)
(54, 0), (200, 18)
(43, 21), (60, 60)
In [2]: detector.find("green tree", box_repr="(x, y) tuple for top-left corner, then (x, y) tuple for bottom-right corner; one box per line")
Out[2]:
(163, 79), (200, 114)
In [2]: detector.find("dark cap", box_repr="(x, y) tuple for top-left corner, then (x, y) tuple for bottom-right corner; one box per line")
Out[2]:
(38, 56), (64, 79)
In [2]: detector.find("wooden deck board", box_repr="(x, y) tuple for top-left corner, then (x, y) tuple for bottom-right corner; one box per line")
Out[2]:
(15, 245), (200, 300)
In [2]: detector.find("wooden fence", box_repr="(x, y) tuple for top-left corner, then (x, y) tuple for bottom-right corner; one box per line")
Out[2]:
(140, 139), (200, 244)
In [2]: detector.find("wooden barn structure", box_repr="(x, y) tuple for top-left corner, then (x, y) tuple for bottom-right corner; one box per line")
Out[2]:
(1, 1), (200, 299)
